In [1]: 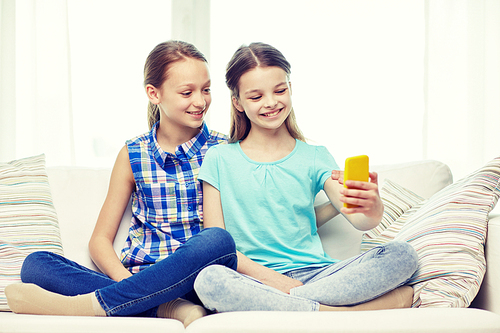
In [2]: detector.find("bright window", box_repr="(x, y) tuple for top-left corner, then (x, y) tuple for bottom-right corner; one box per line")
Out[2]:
(209, 0), (425, 166)
(67, 0), (171, 167)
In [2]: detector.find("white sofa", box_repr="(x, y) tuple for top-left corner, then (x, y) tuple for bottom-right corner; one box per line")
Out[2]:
(1, 159), (500, 332)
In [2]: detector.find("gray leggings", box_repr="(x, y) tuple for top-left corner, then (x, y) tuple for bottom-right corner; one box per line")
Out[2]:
(194, 241), (418, 312)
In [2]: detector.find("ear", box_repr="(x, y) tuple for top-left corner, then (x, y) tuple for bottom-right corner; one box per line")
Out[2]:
(289, 81), (292, 95)
(146, 84), (161, 104)
(232, 97), (244, 112)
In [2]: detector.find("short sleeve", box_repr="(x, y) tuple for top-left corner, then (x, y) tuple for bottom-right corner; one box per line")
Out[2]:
(314, 146), (340, 191)
(198, 146), (221, 191)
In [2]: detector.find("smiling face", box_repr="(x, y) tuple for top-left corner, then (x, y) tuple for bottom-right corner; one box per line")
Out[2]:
(233, 66), (292, 134)
(149, 57), (211, 134)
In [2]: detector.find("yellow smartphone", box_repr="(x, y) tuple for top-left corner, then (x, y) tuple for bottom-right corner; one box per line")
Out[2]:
(343, 155), (369, 208)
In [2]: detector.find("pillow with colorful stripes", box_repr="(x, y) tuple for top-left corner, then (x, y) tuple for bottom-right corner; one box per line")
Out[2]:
(361, 157), (500, 308)
(0, 154), (64, 311)
(362, 178), (425, 246)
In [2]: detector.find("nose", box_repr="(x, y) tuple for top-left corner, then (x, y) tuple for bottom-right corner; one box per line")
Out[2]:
(264, 95), (277, 109)
(193, 92), (207, 110)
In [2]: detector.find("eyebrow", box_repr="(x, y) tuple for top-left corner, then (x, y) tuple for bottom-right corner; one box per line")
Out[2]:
(243, 82), (287, 96)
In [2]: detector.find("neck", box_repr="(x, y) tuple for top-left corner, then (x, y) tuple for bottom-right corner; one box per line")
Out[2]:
(240, 125), (296, 162)
(246, 123), (292, 144)
(156, 119), (201, 154)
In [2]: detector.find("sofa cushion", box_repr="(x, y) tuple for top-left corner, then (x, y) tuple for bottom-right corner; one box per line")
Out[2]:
(185, 308), (500, 333)
(362, 178), (425, 244)
(0, 155), (63, 311)
(361, 157), (500, 308)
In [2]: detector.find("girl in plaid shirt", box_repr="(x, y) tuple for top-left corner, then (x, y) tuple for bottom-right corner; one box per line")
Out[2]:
(6, 41), (238, 327)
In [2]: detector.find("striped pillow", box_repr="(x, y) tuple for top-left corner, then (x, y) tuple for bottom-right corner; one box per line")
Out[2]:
(361, 157), (500, 308)
(362, 178), (425, 246)
(0, 154), (64, 311)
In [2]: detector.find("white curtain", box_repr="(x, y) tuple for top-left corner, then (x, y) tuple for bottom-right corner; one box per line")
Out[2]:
(0, 0), (172, 167)
(425, 0), (500, 179)
(1, 0), (74, 165)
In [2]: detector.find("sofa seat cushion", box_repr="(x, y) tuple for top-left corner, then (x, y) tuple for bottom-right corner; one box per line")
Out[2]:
(185, 308), (500, 333)
(0, 155), (64, 311)
(0, 312), (184, 333)
(361, 157), (500, 307)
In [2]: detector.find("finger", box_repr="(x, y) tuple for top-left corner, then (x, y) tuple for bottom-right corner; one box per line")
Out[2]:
(369, 172), (379, 185)
(344, 179), (378, 191)
(331, 170), (344, 184)
(340, 188), (379, 205)
(340, 205), (371, 215)
(340, 194), (369, 207)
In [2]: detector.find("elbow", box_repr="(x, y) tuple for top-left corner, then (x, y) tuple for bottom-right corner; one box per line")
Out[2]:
(353, 218), (380, 232)
(88, 237), (96, 261)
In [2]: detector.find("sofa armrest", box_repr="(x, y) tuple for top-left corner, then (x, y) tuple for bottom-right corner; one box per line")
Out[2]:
(472, 212), (500, 315)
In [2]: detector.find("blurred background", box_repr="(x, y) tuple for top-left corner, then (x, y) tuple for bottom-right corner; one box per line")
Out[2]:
(1, 0), (498, 180)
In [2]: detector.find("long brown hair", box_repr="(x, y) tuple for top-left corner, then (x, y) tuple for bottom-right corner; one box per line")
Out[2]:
(144, 40), (207, 129)
(225, 42), (304, 143)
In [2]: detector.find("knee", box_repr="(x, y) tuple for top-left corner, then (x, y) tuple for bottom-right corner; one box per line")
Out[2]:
(194, 264), (227, 294)
(388, 242), (419, 276)
(20, 251), (57, 283)
(21, 252), (46, 281)
(202, 227), (236, 255)
(194, 265), (230, 310)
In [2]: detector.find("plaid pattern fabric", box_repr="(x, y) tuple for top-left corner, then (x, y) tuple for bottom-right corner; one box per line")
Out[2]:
(120, 122), (227, 273)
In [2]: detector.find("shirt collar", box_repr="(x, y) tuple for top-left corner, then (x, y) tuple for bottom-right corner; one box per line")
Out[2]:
(149, 122), (209, 167)
(180, 122), (209, 160)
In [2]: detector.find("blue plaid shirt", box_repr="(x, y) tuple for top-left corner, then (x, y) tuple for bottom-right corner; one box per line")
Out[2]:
(120, 122), (227, 273)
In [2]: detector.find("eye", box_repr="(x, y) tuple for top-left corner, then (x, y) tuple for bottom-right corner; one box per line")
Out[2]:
(181, 91), (192, 97)
(203, 88), (211, 94)
(249, 95), (262, 101)
(276, 88), (287, 94)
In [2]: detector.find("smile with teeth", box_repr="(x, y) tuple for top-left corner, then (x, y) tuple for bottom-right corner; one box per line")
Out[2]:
(262, 108), (282, 117)
(187, 110), (204, 115)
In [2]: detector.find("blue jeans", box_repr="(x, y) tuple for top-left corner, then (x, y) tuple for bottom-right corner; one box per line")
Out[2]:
(20, 227), (237, 317)
(194, 241), (418, 312)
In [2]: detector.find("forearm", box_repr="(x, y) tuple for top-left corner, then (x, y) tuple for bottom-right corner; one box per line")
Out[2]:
(89, 236), (132, 282)
(342, 213), (381, 231)
(315, 202), (340, 228)
(236, 251), (302, 294)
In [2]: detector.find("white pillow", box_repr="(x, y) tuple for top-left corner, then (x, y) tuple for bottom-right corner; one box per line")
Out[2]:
(0, 154), (64, 311)
(362, 157), (500, 307)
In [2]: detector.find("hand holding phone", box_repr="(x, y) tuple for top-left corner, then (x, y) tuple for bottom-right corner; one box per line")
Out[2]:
(343, 155), (369, 208)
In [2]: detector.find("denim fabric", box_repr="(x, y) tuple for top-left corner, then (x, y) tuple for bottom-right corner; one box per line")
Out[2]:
(21, 227), (237, 317)
(194, 241), (418, 312)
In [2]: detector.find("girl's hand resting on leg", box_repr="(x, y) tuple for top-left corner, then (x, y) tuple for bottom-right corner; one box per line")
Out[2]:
(260, 271), (303, 294)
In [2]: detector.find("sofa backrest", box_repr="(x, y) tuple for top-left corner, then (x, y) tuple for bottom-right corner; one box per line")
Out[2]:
(46, 160), (453, 272)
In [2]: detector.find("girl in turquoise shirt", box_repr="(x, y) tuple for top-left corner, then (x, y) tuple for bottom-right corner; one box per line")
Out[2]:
(195, 42), (418, 312)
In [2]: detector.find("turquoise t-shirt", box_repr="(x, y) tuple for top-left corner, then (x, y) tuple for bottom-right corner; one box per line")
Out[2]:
(198, 139), (341, 274)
